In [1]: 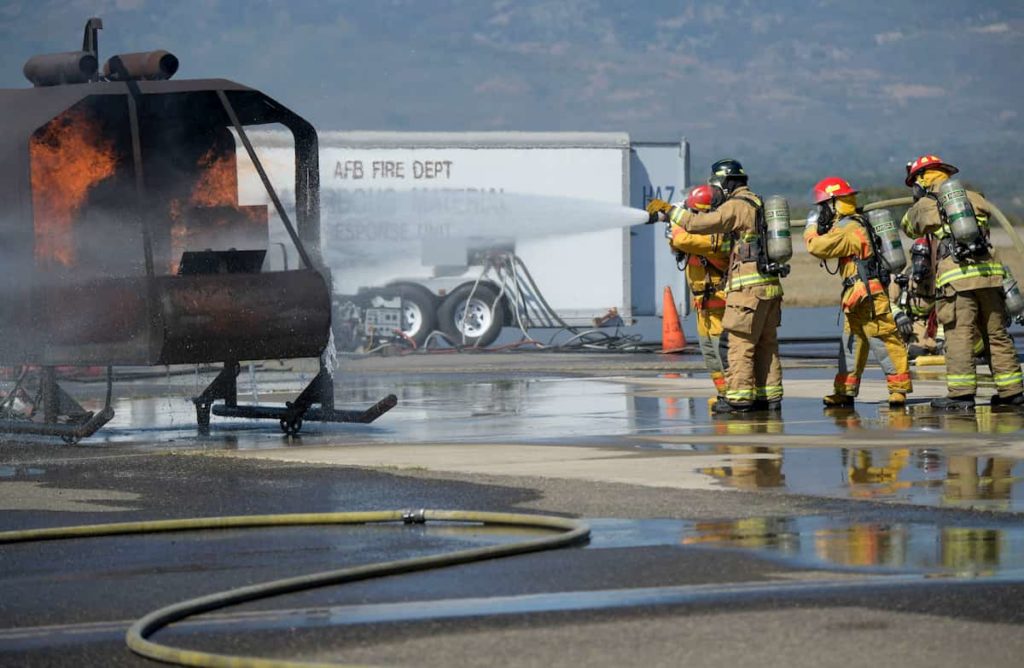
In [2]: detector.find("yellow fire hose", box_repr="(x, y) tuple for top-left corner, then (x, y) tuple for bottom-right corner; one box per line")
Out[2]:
(0, 509), (590, 668)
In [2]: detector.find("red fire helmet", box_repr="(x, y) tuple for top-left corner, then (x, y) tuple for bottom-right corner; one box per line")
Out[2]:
(812, 176), (858, 204)
(685, 184), (714, 211)
(905, 154), (958, 187)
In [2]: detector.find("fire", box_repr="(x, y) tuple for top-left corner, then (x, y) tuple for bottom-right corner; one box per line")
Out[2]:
(169, 146), (247, 273)
(190, 147), (238, 207)
(30, 109), (118, 267)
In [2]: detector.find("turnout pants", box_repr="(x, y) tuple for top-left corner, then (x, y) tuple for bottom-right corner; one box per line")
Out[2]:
(937, 287), (1022, 398)
(834, 293), (912, 396)
(722, 296), (782, 405)
(695, 306), (729, 396)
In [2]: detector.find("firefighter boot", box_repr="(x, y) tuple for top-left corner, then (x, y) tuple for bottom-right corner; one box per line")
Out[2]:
(752, 399), (782, 413)
(823, 394), (855, 408)
(990, 392), (1024, 408)
(713, 399), (754, 415)
(930, 395), (976, 411)
(888, 392), (907, 407)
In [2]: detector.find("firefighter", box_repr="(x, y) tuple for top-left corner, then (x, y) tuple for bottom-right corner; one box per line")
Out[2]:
(666, 184), (731, 399)
(804, 176), (912, 408)
(901, 155), (1023, 409)
(893, 239), (994, 361)
(650, 159), (783, 413)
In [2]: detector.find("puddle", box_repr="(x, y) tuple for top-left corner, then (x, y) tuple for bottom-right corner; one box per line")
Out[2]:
(694, 443), (1024, 512)
(586, 517), (1024, 577)
(59, 373), (889, 449)
(573, 517), (1024, 580)
(4, 515), (1023, 652)
(58, 374), (715, 448)
(586, 518), (689, 548)
(682, 515), (1024, 577)
(0, 466), (46, 478)
(17, 359), (1015, 446)
(13, 369), (1024, 519)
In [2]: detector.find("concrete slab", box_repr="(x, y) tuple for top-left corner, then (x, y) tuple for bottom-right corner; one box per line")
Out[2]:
(208, 444), (738, 491)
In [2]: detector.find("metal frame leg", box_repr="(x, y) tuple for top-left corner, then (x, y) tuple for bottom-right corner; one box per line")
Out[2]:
(192, 362), (240, 430)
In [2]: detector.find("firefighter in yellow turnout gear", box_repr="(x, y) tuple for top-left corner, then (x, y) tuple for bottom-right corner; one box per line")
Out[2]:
(667, 184), (731, 398)
(652, 159), (783, 414)
(900, 155), (1023, 410)
(804, 177), (912, 408)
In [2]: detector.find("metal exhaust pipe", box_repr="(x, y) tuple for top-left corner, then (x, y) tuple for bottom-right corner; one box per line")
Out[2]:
(23, 51), (98, 86)
(103, 50), (179, 81)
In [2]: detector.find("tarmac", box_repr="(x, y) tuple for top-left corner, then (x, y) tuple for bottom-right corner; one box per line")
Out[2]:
(2, 350), (1024, 666)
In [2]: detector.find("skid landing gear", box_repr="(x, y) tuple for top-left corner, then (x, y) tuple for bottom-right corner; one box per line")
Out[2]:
(0, 366), (115, 443)
(192, 361), (397, 435)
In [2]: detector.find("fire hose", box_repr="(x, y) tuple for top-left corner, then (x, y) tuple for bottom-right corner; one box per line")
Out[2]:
(0, 509), (590, 668)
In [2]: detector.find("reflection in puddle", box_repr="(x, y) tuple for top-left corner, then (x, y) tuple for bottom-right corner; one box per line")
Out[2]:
(48, 367), (1024, 445)
(698, 443), (1024, 512)
(682, 516), (1024, 577)
(701, 447), (785, 489)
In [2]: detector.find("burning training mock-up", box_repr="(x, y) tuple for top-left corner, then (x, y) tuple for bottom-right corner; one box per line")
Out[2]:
(0, 18), (396, 440)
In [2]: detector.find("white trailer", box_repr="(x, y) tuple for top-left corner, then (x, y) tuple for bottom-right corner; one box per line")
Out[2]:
(240, 131), (689, 348)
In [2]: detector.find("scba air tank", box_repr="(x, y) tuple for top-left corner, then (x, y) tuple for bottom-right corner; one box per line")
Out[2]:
(937, 179), (983, 253)
(763, 195), (793, 264)
(866, 209), (907, 273)
(1003, 266), (1024, 324)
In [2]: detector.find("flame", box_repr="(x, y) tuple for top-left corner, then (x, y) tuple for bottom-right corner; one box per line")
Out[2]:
(191, 148), (238, 208)
(30, 109), (118, 267)
(169, 147), (244, 273)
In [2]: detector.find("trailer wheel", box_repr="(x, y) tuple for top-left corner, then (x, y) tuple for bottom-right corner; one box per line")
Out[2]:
(389, 284), (438, 347)
(438, 284), (505, 348)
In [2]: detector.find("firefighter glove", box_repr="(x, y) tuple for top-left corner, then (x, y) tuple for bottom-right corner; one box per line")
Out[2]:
(646, 198), (672, 215)
(893, 309), (913, 341)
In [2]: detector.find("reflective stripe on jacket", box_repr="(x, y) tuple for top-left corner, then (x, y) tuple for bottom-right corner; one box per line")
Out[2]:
(670, 187), (782, 301)
(935, 261), (1005, 288)
(900, 188), (1003, 292)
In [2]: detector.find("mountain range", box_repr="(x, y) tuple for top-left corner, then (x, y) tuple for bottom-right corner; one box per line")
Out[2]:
(2, 0), (1021, 213)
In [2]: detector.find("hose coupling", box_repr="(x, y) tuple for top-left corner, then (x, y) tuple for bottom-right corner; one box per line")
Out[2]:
(402, 509), (427, 524)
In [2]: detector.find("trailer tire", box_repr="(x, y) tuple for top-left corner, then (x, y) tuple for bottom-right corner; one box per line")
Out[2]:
(438, 284), (505, 348)
(331, 317), (361, 352)
(389, 284), (438, 347)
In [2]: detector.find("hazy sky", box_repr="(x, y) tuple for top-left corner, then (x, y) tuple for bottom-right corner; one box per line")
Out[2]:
(3, 0), (1022, 202)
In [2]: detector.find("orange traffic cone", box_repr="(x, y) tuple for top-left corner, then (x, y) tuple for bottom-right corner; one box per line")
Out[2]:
(661, 286), (687, 353)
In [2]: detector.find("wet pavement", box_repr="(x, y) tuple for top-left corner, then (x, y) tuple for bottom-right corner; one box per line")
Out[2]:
(2, 350), (1024, 666)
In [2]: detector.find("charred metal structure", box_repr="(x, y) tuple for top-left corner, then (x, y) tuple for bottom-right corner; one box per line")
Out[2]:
(0, 19), (395, 440)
